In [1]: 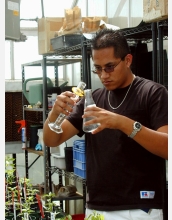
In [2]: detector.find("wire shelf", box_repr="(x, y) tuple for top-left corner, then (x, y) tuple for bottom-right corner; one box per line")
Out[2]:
(49, 166), (86, 185)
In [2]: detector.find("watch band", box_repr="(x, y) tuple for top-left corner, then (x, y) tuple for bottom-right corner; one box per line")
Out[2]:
(128, 121), (142, 139)
(129, 129), (138, 138)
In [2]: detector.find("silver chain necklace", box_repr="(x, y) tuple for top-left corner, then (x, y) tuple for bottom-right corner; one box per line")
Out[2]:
(108, 75), (135, 110)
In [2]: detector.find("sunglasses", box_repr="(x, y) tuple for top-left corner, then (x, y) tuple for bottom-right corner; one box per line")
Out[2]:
(92, 59), (123, 74)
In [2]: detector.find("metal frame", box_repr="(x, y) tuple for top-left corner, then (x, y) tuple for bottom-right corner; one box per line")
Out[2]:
(22, 57), (83, 196)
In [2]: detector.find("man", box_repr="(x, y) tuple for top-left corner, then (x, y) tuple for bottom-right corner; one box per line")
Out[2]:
(43, 29), (168, 220)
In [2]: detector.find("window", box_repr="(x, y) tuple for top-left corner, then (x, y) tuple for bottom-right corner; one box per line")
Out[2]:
(5, 0), (75, 80)
(5, 41), (11, 80)
(14, 36), (42, 79)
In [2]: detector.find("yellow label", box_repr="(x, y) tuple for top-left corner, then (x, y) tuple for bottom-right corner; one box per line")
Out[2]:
(72, 87), (84, 96)
(13, 10), (19, 16)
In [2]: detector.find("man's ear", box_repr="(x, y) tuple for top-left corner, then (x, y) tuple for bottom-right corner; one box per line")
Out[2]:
(125, 54), (133, 67)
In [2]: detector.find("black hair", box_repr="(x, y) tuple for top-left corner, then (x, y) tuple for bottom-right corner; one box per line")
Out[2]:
(90, 29), (131, 60)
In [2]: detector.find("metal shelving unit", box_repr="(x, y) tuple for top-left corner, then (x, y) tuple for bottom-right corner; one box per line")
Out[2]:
(121, 19), (168, 84)
(50, 167), (86, 185)
(21, 57), (82, 193)
(49, 167), (86, 211)
(46, 19), (168, 89)
(21, 55), (87, 213)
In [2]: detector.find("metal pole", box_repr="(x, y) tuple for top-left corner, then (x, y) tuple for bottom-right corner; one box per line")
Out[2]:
(151, 22), (157, 82)
(42, 56), (47, 118)
(10, 41), (15, 80)
(70, 0), (79, 8)
(41, 0), (44, 18)
(54, 65), (59, 87)
(87, 53), (91, 89)
(42, 56), (50, 194)
(158, 22), (164, 85)
(81, 35), (89, 88)
(25, 151), (29, 178)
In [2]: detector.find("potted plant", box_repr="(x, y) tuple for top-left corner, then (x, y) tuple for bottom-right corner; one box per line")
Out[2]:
(5, 156), (41, 220)
(17, 177), (40, 220)
(41, 192), (66, 220)
(5, 156), (20, 220)
(84, 211), (104, 220)
(5, 156), (104, 220)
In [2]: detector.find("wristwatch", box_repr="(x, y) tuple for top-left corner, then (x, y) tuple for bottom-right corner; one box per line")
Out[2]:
(128, 121), (142, 138)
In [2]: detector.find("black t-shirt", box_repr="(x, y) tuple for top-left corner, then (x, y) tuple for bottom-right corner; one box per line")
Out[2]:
(66, 76), (168, 211)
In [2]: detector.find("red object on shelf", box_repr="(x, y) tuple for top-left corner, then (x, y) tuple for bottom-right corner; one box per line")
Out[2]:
(71, 214), (85, 220)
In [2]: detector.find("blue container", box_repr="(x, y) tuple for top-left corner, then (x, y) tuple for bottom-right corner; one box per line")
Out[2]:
(73, 150), (86, 163)
(73, 159), (86, 170)
(73, 140), (85, 152)
(74, 167), (86, 179)
(73, 140), (86, 178)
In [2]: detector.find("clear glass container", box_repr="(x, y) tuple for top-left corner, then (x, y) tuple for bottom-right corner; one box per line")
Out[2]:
(48, 81), (86, 134)
(82, 89), (100, 133)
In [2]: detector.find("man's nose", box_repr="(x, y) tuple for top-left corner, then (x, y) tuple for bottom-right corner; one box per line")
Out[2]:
(100, 69), (110, 78)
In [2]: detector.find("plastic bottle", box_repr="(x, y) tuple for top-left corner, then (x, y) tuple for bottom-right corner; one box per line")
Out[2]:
(51, 93), (57, 107)
(48, 95), (52, 109)
(15, 119), (27, 149)
(82, 89), (100, 133)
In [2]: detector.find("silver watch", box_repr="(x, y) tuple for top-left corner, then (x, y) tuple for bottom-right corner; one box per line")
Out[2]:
(128, 121), (142, 138)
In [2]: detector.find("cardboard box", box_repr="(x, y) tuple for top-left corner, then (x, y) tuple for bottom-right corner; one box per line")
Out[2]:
(38, 17), (64, 55)
(38, 16), (108, 55)
(82, 16), (108, 33)
(143, 0), (168, 23)
(82, 16), (108, 23)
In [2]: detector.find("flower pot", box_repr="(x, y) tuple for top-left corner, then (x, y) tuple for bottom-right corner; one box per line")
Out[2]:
(5, 213), (14, 220)
(42, 211), (66, 220)
(72, 214), (85, 220)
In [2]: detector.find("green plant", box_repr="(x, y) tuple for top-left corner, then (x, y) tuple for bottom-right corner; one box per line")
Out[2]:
(5, 156), (21, 218)
(5, 156), (80, 220)
(42, 192), (72, 219)
(55, 215), (72, 220)
(5, 156), (16, 185)
(42, 191), (56, 213)
(17, 178), (39, 220)
(84, 211), (104, 220)
(5, 156), (40, 220)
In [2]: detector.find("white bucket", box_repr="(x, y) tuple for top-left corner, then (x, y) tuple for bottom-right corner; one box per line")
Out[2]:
(58, 142), (66, 156)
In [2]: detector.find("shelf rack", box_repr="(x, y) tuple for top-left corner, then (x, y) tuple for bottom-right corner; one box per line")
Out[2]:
(49, 166), (86, 211)
(49, 167), (86, 185)
(21, 57), (82, 195)
(44, 19), (168, 88)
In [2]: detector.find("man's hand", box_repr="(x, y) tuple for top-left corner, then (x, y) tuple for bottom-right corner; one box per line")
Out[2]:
(52, 91), (79, 117)
(82, 105), (119, 134)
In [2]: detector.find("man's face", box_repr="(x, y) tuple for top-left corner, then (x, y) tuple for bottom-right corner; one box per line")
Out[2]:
(92, 47), (132, 90)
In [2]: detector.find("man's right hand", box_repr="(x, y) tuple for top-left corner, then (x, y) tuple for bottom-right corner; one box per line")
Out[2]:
(50, 91), (78, 119)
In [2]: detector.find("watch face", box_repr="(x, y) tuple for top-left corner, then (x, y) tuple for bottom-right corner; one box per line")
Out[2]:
(135, 122), (141, 129)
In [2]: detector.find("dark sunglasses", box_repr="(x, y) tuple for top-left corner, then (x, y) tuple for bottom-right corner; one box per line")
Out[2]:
(92, 59), (122, 74)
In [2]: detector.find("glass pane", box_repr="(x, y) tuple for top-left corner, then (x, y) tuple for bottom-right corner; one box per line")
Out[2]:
(87, 0), (106, 16)
(13, 36), (42, 79)
(43, 0), (73, 17)
(74, 0), (87, 17)
(13, 36), (65, 80)
(5, 41), (11, 80)
(20, 0), (73, 27)
(20, 0), (42, 19)
(24, 66), (63, 82)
